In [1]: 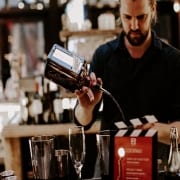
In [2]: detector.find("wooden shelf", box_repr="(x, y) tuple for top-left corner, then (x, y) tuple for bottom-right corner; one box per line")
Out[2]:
(0, 7), (47, 20)
(60, 28), (121, 42)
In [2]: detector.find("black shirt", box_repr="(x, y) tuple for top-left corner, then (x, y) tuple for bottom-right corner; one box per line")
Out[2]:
(89, 31), (180, 130)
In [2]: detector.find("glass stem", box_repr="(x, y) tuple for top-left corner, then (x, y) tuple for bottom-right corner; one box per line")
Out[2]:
(75, 167), (82, 179)
(78, 171), (81, 180)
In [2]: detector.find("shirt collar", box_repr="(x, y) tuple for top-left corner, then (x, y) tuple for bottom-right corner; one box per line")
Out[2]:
(151, 30), (163, 50)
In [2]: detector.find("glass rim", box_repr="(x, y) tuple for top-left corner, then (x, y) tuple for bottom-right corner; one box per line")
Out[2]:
(69, 125), (84, 129)
(55, 149), (69, 156)
(30, 135), (55, 141)
(98, 129), (117, 135)
(69, 126), (84, 131)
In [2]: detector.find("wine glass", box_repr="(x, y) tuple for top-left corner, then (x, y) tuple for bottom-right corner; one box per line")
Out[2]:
(69, 126), (86, 179)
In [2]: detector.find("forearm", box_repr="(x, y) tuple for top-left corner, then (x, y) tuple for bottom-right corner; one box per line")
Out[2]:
(75, 104), (94, 126)
(154, 121), (180, 145)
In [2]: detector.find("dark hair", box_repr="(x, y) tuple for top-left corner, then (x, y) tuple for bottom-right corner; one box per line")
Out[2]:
(119, 0), (157, 25)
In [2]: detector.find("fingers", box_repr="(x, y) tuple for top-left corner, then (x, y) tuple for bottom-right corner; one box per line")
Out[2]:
(75, 86), (94, 102)
(89, 72), (97, 86)
(89, 72), (103, 88)
(75, 72), (102, 102)
(97, 78), (103, 86)
(86, 88), (95, 102)
(143, 123), (155, 130)
(136, 123), (155, 130)
(75, 87), (88, 99)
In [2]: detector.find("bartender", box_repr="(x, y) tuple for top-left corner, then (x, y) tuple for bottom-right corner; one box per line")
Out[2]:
(74, 0), (180, 168)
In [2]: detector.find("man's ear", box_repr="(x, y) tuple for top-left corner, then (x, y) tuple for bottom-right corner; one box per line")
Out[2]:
(151, 3), (157, 25)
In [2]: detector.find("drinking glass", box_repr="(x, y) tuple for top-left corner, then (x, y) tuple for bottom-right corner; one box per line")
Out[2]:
(29, 135), (55, 179)
(96, 130), (117, 180)
(55, 149), (69, 180)
(68, 126), (86, 179)
(96, 130), (110, 179)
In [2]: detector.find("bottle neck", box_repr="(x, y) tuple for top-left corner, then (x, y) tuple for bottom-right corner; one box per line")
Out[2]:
(170, 137), (179, 152)
(168, 127), (180, 174)
(169, 127), (179, 151)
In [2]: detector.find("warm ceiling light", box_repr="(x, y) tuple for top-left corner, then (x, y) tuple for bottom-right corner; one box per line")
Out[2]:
(173, 0), (180, 13)
(18, 2), (25, 9)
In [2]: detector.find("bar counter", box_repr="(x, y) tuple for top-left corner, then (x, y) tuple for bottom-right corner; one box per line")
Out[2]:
(1, 121), (101, 180)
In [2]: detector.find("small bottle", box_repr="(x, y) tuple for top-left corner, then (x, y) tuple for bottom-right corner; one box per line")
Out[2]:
(31, 82), (44, 124)
(53, 87), (63, 123)
(166, 127), (180, 179)
(48, 99), (57, 124)
(45, 83), (58, 124)
(26, 92), (35, 125)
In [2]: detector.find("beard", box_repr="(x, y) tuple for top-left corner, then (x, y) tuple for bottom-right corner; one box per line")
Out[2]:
(125, 29), (149, 46)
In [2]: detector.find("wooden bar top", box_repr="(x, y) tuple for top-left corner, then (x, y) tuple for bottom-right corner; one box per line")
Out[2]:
(1, 121), (101, 180)
(1, 121), (101, 138)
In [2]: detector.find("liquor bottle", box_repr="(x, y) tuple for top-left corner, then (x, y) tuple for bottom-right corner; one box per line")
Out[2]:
(53, 87), (63, 123)
(48, 100), (57, 124)
(45, 83), (58, 124)
(19, 90), (29, 125)
(31, 82), (44, 124)
(61, 98), (71, 123)
(44, 44), (89, 93)
(26, 92), (36, 125)
(165, 127), (180, 179)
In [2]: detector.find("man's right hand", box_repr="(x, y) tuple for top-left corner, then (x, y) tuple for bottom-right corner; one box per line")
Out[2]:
(75, 72), (103, 108)
(74, 72), (103, 126)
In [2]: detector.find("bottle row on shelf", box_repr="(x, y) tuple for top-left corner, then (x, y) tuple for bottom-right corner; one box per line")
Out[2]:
(20, 77), (77, 125)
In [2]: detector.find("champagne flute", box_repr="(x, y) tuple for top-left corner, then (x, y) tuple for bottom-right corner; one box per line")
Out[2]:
(69, 126), (86, 179)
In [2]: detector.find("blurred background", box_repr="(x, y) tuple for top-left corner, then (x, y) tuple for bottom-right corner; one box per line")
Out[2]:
(0, 0), (179, 179)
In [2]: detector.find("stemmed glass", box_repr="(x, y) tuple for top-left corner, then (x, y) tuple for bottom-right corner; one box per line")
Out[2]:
(69, 126), (86, 179)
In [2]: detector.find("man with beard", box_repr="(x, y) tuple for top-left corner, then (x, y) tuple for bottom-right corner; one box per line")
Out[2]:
(74, 0), (180, 174)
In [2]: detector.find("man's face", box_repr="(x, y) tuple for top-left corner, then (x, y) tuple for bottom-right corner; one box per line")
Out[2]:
(120, 0), (155, 46)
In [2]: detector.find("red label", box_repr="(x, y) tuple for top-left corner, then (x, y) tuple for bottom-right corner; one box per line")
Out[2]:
(114, 136), (153, 180)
